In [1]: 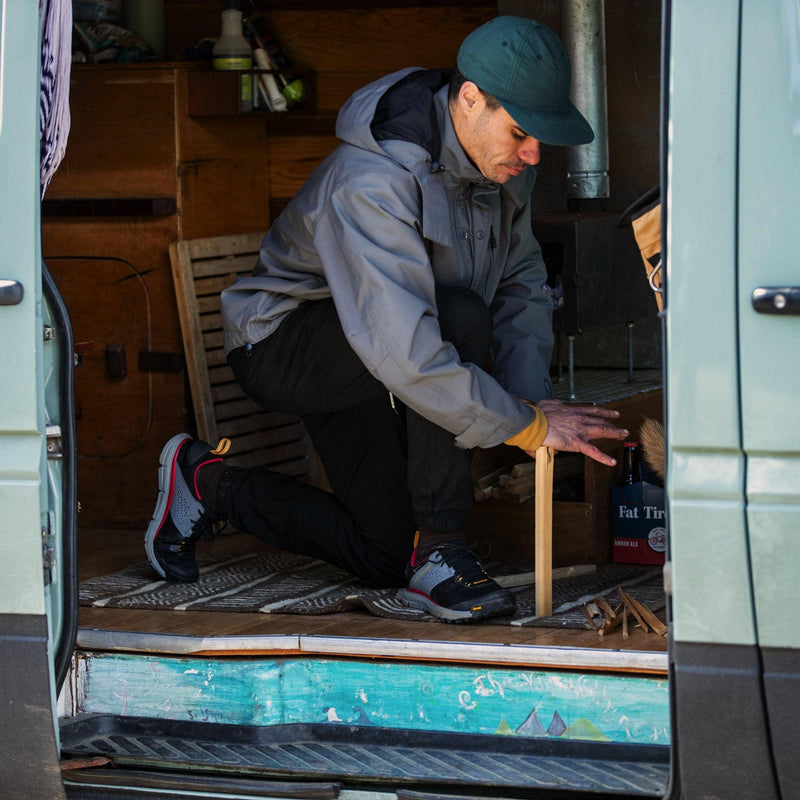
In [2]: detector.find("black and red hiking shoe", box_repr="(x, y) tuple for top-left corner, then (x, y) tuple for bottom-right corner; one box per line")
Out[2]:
(398, 542), (516, 622)
(143, 433), (228, 582)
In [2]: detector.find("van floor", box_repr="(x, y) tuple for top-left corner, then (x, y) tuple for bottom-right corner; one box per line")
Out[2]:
(77, 527), (668, 670)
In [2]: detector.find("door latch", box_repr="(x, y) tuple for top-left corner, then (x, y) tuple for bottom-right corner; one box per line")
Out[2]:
(752, 287), (800, 315)
(0, 279), (23, 306)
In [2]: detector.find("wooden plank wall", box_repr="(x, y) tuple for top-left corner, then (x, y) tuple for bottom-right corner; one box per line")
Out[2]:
(264, 5), (493, 208)
(42, 2), (662, 555)
(42, 68), (186, 529)
(41, 4), (495, 529)
(166, 2), (495, 217)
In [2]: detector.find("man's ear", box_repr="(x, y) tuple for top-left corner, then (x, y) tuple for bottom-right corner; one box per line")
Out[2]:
(458, 80), (483, 113)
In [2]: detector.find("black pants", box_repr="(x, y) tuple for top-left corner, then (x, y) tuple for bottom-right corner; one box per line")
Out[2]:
(223, 286), (492, 586)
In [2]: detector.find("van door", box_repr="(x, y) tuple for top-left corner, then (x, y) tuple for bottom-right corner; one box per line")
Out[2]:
(737, 0), (800, 795)
(666, 1), (780, 798)
(0, 0), (71, 797)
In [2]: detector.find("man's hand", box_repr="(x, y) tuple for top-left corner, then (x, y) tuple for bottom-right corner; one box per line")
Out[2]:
(525, 398), (628, 467)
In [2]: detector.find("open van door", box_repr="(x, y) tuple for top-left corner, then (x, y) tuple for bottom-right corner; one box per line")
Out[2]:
(737, 0), (800, 796)
(0, 1), (77, 797)
(667, 1), (798, 797)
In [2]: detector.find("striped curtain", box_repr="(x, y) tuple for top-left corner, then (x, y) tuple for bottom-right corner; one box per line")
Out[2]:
(39, 0), (72, 198)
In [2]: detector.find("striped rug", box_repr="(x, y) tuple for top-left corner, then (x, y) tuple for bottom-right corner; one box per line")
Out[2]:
(79, 552), (664, 629)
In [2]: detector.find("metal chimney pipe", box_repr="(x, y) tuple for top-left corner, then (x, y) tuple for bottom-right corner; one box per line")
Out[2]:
(561, 0), (610, 199)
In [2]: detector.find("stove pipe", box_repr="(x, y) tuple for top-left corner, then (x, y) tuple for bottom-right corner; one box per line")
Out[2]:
(561, 0), (610, 199)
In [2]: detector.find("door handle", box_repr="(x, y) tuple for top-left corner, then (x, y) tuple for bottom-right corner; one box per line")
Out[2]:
(0, 279), (23, 306)
(752, 287), (800, 315)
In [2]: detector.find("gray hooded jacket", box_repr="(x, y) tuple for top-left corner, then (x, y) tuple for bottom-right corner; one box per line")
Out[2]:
(221, 68), (554, 450)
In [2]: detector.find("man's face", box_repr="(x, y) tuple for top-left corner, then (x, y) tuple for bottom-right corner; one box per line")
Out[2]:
(456, 86), (542, 184)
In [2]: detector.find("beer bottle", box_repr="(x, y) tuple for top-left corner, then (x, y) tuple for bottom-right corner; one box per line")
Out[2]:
(620, 441), (641, 486)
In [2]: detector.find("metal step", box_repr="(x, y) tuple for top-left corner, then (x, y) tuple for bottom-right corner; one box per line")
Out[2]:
(60, 714), (669, 797)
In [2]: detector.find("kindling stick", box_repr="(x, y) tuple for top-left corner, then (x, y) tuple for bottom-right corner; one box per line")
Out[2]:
(534, 446), (555, 617)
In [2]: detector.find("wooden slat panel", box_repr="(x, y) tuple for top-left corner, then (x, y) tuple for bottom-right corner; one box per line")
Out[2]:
(198, 294), (231, 315)
(183, 233), (264, 261)
(227, 451), (311, 475)
(214, 396), (269, 421)
(194, 273), (252, 298)
(170, 233), (318, 484)
(191, 255), (261, 279)
(210, 381), (246, 404)
(203, 330), (225, 350)
(205, 348), (228, 368)
(201, 311), (223, 332)
(225, 440), (311, 469)
(229, 424), (309, 452)
(214, 412), (290, 438)
(208, 363), (237, 386)
(170, 240), (218, 441)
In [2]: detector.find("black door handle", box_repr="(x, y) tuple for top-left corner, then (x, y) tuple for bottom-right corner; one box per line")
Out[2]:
(752, 287), (800, 315)
(0, 279), (23, 306)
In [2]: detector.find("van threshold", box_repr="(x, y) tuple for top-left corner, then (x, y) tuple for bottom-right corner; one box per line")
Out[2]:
(76, 628), (668, 673)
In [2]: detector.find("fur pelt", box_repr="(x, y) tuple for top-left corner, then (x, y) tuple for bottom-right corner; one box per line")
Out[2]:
(639, 417), (665, 481)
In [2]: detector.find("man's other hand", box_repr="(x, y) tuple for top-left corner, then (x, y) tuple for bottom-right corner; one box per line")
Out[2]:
(526, 398), (628, 467)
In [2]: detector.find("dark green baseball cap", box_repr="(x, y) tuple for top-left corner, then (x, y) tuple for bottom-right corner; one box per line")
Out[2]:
(457, 16), (594, 146)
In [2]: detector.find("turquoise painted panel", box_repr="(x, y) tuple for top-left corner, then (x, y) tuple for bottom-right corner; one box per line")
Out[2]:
(76, 654), (670, 746)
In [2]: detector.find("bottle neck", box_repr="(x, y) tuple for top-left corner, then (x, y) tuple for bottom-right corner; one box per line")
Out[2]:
(221, 9), (244, 38)
(621, 442), (640, 484)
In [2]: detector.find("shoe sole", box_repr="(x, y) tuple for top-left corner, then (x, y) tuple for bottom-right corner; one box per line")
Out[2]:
(397, 587), (516, 623)
(143, 433), (192, 579)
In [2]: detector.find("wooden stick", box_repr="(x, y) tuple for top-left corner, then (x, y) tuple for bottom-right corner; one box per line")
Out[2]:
(594, 594), (618, 619)
(617, 588), (649, 632)
(534, 446), (555, 617)
(495, 563), (596, 589)
(582, 601), (603, 630)
(474, 459), (529, 489)
(619, 589), (668, 636)
(510, 461), (536, 477)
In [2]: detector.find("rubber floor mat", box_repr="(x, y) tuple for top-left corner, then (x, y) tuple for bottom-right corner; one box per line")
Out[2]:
(60, 715), (669, 796)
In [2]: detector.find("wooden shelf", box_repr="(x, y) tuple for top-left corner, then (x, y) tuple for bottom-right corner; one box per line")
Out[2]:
(188, 68), (324, 127)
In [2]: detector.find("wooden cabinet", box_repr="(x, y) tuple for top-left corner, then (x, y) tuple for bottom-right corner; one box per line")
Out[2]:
(41, 64), (274, 528)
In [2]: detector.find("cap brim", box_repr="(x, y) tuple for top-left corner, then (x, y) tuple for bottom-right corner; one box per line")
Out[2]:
(498, 98), (595, 146)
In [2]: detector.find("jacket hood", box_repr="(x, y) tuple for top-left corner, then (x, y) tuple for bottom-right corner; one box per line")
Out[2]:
(335, 68), (450, 166)
(335, 67), (536, 210)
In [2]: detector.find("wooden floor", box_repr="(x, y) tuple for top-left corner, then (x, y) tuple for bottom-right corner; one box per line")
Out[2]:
(77, 527), (668, 664)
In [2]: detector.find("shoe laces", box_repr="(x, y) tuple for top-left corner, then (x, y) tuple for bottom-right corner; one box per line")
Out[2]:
(428, 543), (491, 586)
(190, 513), (225, 542)
(211, 438), (231, 456)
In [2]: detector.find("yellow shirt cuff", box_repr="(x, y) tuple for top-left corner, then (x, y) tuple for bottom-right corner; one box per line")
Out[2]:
(504, 405), (548, 451)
